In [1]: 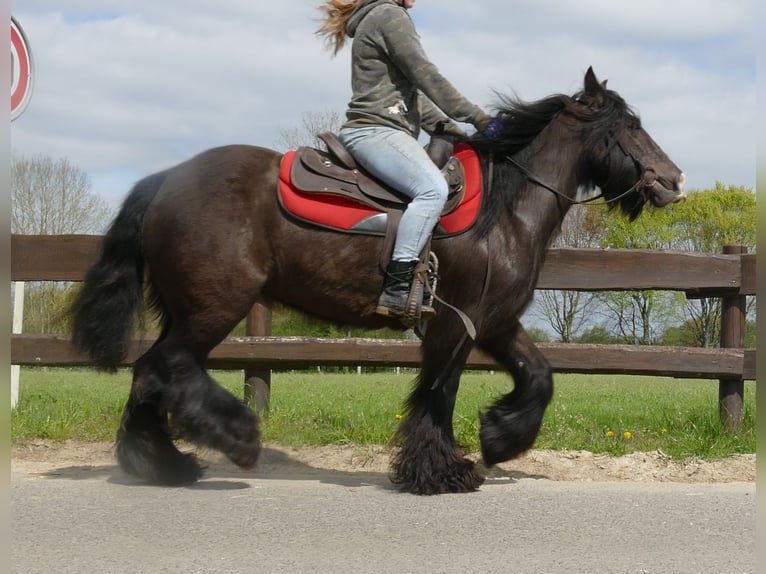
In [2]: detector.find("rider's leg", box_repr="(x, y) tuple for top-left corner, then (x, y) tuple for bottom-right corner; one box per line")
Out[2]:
(339, 125), (448, 318)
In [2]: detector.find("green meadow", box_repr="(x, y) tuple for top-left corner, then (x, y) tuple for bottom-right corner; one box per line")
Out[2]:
(11, 368), (755, 459)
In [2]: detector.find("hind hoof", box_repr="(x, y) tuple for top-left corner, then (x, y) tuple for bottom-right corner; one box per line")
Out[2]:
(227, 441), (261, 470)
(163, 452), (205, 485)
(117, 439), (204, 486)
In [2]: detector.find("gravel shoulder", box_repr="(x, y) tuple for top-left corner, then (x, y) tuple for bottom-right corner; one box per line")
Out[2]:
(11, 440), (755, 483)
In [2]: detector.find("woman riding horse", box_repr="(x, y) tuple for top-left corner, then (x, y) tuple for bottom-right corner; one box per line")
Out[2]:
(71, 67), (685, 494)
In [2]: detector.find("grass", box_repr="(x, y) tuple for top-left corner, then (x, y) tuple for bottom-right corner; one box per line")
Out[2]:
(11, 367), (756, 459)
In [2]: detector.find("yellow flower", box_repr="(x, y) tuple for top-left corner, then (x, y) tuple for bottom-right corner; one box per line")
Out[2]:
(395, 414), (403, 420)
(624, 431), (632, 440)
(661, 428), (668, 434)
(606, 430), (615, 437)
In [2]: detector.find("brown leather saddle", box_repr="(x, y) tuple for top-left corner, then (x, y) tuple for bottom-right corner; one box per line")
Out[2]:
(290, 132), (466, 221)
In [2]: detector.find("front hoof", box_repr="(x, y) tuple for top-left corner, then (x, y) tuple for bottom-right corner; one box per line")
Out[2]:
(390, 454), (485, 495)
(479, 411), (534, 466)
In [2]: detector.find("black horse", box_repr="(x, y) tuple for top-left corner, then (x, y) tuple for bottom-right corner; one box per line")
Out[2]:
(71, 68), (685, 494)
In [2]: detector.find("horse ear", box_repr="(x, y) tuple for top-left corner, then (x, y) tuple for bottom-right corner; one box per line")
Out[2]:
(584, 66), (602, 94)
(583, 66), (607, 105)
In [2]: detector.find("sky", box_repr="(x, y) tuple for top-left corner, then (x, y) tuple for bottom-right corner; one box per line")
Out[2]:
(10, 0), (756, 212)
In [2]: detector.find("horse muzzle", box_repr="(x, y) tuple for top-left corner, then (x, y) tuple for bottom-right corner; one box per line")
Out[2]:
(644, 170), (687, 207)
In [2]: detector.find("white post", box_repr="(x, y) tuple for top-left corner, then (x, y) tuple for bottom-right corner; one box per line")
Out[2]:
(11, 281), (25, 409)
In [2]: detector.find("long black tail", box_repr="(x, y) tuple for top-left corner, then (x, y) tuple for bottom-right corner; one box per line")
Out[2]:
(71, 170), (168, 371)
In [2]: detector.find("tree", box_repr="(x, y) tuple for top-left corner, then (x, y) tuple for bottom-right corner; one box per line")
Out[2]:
(575, 325), (623, 344)
(669, 183), (755, 253)
(532, 206), (600, 341)
(580, 195), (677, 344)
(582, 184), (755, 346)
(598, 290), (674, 345)
(275, 109), (345, 152)
(526, 327), (552, 343)
(535, 290), (596, 343)
(663, 184), (755, 347)
(12, 153), (113, 333)
(12, 154), (111, 235)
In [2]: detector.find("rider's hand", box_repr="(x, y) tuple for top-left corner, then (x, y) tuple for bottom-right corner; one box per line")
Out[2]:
(482, 118), (503, 139)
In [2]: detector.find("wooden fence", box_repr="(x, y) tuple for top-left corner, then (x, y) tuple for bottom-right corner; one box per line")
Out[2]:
(11, 234), (756, 427)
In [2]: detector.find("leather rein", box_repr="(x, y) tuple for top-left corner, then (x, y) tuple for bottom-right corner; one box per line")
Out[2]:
(502, 146), (652, 207)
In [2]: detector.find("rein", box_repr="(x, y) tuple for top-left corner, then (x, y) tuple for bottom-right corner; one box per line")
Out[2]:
(503, 154), (645, 206)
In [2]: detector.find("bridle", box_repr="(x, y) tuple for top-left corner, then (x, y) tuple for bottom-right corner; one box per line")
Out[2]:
(500, 139), (654, 207)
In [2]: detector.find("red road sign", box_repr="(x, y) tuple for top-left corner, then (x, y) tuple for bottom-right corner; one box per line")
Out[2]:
(11, 16), (34, 121)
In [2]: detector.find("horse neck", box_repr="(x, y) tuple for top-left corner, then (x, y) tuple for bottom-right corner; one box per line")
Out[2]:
(505, 131), (582, 248)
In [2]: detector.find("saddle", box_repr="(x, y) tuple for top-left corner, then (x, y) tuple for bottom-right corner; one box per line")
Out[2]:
(278, 132), (483, 252)
(290, 132), (467, 220)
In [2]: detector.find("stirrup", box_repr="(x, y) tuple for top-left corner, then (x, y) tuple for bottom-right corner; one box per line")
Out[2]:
(377, 254), (437, 324)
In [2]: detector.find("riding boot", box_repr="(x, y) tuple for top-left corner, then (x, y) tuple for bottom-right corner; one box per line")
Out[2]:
(376, 260), (436, 320)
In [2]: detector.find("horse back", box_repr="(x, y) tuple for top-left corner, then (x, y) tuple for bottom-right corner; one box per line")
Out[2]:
(146, 145), (282, 227)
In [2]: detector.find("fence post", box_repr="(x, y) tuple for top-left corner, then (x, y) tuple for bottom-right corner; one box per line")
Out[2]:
(719, 245), (746, 430)
(11, 281), (25, 409)
(244, 304), (272, 416)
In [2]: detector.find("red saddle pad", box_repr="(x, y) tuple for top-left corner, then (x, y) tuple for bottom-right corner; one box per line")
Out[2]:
(278, 144), (482, 237)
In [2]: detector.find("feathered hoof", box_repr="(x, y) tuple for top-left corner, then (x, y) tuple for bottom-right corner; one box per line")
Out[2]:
(116, 435), (204, 486)
(390, 452), (485, 495)
(226, 440), (262, 470)
(478, 409), (536, 467)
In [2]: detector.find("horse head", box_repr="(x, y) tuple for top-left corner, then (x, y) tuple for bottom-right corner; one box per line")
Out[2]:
(578, 67), (686, 219)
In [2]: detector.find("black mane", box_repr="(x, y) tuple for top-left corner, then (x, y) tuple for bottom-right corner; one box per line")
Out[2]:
(469, 86), (642, 235)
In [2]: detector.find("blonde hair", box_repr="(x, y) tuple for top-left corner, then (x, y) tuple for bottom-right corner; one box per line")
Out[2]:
(316, 0), (360, 56)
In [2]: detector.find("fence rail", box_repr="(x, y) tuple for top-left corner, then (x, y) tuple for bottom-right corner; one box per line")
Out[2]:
(10, 234), (756, 426)
(11, 334), (755, 380)
(11, 234), (756, 295)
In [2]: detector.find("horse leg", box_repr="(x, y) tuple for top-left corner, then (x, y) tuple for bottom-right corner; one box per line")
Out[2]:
(116, 332), (260, 485)
(390, 333), (483, 495)
(117, 340), (204, 485)
(163, 340), (261, 472)
(478, 323), (554, 465)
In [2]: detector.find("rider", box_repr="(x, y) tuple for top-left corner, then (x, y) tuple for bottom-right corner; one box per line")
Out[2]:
(316, 0), (502, 320)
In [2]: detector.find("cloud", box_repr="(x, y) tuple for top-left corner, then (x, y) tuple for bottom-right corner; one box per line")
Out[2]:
(11, 1), (755, 205)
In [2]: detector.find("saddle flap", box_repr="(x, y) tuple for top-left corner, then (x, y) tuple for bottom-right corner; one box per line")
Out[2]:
(295, 147), (358, 187)
(291, 147), (408, 208)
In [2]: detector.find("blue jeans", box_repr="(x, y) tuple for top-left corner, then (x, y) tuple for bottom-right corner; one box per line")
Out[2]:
(339, 125), (447, 262)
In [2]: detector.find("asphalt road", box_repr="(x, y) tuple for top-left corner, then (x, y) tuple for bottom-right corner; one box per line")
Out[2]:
(11, 463), (755, 574)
